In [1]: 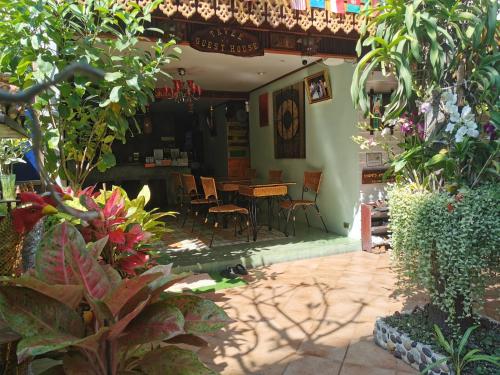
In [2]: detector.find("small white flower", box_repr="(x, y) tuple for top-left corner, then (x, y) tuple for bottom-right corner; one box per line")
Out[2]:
(460, 105), (475, 123)
(467, 128), (479, 138)
(441, 90), (457, 106)
(445, 122), (455, 133)
(381, 127), (391, 137)
(448, 106), (460, 122)
(455, 126), (468, 143)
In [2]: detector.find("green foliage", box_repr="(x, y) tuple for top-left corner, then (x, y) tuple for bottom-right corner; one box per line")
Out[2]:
(352, 0), (499, 120)
(0, 0), (179, 189)
(421, 325), (500, 375)
(0, 221), (229, 374)
(388, 184), (500, 328)
(100, 185), (175, 241)
(0, 139), (29, 175)
(351, 0), (499, 190)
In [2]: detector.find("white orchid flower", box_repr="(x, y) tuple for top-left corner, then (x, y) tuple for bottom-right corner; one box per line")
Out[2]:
(460, 105), (475, 123)
(455, 126), (468, 143)
(381, 127), (391, 137)
(445, 122), (455, 133)
(447, 104), (460, 121)
(454, 122), (479, 143)
(441, 90), (457, 106)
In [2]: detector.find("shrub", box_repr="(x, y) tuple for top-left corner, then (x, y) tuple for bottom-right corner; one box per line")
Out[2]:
(48, 185), (175, 275)
(0, 221), (228, 373)
(388, 184), (500, 330)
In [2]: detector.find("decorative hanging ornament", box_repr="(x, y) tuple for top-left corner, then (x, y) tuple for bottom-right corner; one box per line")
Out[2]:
(154, 68), (202, 109)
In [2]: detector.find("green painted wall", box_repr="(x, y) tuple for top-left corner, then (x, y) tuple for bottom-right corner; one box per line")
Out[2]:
(249, 62), (361, 237)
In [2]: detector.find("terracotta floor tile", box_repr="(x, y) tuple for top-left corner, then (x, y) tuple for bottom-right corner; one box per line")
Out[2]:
(339, 363), (396, 375)
(283, 356), (343, 375)
(298, 335), (350, 362)
(193, 252), (498, 375)
(343, 341), (399, 370)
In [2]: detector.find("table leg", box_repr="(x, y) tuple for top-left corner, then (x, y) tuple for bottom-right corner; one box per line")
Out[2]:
(267, 197), (272, 231)
(248, 197), (258, 241)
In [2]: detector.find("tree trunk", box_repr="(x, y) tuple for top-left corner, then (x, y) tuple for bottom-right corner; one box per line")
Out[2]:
(428, 246), (448, 329)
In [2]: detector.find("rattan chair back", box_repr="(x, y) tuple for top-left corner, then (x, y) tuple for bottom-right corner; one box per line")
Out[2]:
(171, 172), (183, 192)
(182, 174), (198, 197)
(303, 171), (323, 196)
(200, 177), (219, 202)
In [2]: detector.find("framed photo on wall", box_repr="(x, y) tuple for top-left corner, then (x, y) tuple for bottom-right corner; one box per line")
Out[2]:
(366, 152), (383, 167)
(304, 70), (332, 104)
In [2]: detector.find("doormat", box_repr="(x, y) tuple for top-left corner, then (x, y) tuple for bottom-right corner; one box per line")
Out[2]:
(166, 272), (247, 294)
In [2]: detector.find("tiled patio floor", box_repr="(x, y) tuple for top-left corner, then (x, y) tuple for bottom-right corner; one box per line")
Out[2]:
(157, 220), (360, 273)
(197, 251), (425, 375)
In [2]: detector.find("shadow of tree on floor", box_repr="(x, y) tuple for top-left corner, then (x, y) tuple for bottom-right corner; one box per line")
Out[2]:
(193, 265), (403, 375)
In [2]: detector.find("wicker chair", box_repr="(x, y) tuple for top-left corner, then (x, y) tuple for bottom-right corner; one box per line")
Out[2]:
(181, 174), (211, 232)
(278, 171), (328, 236)
(200, 177), (249, 247)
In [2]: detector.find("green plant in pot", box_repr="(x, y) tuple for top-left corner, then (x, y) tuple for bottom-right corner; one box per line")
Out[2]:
(351, 0), (499, 336)
(0, 221), (229, 374)
(0, 139), (29, 200)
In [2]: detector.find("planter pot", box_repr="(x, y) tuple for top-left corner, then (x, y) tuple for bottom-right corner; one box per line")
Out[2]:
(374, 317), (453, 375)
(0, 174), (16, 200)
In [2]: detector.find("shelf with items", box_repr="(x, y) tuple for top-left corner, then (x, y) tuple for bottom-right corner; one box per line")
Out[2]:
(361, 202), (391, 253)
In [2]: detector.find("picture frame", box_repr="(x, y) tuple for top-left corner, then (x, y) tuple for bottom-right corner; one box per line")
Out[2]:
(304, 70), (332, 104)
(366, 152), (383, 167)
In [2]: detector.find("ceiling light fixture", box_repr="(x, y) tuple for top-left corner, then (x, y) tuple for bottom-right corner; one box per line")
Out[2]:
(257, 72), (265, 75)
(154, 68), (202, 112)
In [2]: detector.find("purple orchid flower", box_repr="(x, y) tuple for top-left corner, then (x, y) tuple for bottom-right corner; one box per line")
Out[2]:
(417, 122), (425, 140)
(483, 122), (497, 141)
(419, 102), (432, 114)
(400, 121), (413, 136)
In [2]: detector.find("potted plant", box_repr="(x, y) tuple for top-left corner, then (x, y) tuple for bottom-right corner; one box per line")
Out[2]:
(0, 139), (29, 200)
(351, 0), (499, 373)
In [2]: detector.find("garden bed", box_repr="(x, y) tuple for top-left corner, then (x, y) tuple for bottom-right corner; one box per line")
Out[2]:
(374, 305), (500, 375)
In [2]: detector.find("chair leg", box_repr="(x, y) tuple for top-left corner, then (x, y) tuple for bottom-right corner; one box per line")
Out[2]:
(182, 206), (190, 228)
(315, 204), (328, 233)
(233, 215), (238, 237)
(303, 206), (310, 228)
(210, 213), (218, 248)
(284, 208), (293, 237)
(292, 213), (296, 236)
(191, 209), (199, 233)
(246, 215), (250, 242)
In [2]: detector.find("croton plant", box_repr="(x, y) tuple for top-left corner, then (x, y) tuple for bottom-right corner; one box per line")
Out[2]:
(50, 185), (174, 275)
(0, 222), (229, 374)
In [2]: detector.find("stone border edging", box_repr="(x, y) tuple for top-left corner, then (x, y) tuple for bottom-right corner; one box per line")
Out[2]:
(373, 317), (453, 375)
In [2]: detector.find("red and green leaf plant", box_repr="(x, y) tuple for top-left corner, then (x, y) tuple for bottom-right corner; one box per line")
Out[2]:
(52, 185), (175, 275)
(0, 221), (229, 374)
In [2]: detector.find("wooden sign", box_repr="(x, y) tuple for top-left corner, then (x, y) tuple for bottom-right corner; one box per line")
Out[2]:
(190, 27), (263, 57)
(362, 168), (394, 184)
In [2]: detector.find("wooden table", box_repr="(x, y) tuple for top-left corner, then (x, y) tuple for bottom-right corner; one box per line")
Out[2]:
(218, 180), (295, 241)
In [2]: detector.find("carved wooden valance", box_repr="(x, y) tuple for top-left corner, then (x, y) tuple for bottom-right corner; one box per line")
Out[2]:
(128, 0), (364, 35)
